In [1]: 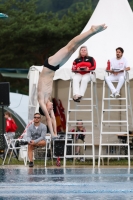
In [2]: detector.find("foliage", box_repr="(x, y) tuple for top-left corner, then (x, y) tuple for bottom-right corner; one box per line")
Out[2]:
(129, 0), (133, 10)
(0, 0), (92, 69)
(1, 0), (133, 94)
(37, 0), (93, 13)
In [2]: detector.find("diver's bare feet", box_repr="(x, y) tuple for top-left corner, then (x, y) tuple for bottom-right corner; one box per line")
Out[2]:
(52, 135), (59, 140)
(91, 24), (107, 34)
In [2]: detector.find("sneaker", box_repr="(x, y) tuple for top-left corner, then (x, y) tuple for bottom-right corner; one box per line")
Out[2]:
(19, 141), (28, 146)
(51, 135), (59, 141)
(75, 153), (80, 160)
(80, 158), (85, 162)
(73, 98), (80, 103)
(29, 161), (34, 167)
(110, 94), (115, 98)
(77, 96), (82, 100)
(115, 92), (120, 98)
(73, 95), (80, 102)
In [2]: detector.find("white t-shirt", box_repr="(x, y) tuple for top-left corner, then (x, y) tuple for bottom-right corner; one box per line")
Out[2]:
(110, 57), (128, 71)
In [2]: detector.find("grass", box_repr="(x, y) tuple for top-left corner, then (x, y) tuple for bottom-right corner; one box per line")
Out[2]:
(0, 155), (133, 167)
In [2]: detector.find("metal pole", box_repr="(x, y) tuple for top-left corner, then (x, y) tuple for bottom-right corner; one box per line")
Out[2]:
(1, 106), (4, 135)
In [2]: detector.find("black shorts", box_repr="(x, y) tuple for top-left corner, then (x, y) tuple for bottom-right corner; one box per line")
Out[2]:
(44, 58), (59, 71)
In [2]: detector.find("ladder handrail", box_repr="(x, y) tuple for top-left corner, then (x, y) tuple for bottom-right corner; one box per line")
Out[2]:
(98, 71), (132, 167)
(63, 75), (99, 167)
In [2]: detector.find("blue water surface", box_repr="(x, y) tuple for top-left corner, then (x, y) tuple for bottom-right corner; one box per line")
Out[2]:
(0, 167), (133, 200)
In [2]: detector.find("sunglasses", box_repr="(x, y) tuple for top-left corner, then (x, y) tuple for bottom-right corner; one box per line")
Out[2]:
(34, 117), (40, 119)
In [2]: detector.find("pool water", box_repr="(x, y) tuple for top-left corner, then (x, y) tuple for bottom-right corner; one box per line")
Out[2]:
(0, 167), (133, 200)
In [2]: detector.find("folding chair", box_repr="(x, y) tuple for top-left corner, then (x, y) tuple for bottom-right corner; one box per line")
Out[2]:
(44, 134), (53, 167)
(33, 134), (53, 167)
(2, 134), (28, 166)
(18, 144), (28, 166)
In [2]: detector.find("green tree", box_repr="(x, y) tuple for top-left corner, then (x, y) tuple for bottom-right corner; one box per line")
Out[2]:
(0, 0), (92, 94)
(0, 0), (92, 68)
(36, 0), (53, 13)
(0, 0), (57, 68)
(51, 0), (72, 12)
(128, 0), (133, 10)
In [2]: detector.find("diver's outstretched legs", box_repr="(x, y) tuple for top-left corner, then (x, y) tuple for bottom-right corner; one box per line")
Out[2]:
(49, 24), (107, 67)
(37, 24), (107, 137)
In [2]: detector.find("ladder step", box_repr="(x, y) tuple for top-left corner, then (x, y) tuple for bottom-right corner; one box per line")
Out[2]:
(65, 155), (94, 158)
(67, 132), (93, 134)
(66, 143), (94, 146)
(70, 125), (98, 127)
(102, 121), (127, 123)
(103, 98), (126, 100)
(69, 98), (92, 100)
(76, 105), (97, 107)
(99, 155), (129, 158)
(103, 109), (127, 111)
(101, 132), (128, 134)
(69, 109), (92, 112)
(107, 105), (127, 107)
(104, 124), (128, 127)
(68, 121), (92, 123)
(100, 144), (128, 146)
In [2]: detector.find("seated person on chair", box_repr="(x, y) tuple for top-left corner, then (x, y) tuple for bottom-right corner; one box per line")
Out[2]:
(105, 47), (130, 98)
(72, 46), (96, 102)
(71, 120), (86, 162)
(27, 113), (47, 167)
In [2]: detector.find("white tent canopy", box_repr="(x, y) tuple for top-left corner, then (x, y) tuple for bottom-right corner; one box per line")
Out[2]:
(54, 0), (133, 80)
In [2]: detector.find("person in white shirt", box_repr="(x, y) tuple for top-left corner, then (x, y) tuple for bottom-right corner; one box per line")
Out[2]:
(105, 47), (130, 98)
(27, 113), (47, 167)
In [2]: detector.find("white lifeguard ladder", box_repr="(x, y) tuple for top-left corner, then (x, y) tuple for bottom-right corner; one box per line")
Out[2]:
(98, 72), (133, 167)
(63, 72), (99, 167)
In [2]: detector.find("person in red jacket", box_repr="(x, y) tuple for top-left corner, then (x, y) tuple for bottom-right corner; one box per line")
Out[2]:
(4, 112), (16, 140)
(72, 46), (96, 102)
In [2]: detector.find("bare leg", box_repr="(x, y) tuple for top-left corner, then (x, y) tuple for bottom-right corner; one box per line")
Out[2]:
(76, 146), (80, 154)
(28, 140), (46, 162)
(28, 144), (34, 162)
(49, 24), (107, 66)
(37, 68), (56, 137)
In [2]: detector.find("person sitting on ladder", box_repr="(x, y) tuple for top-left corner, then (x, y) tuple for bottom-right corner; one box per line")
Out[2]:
(70, 120), (86, 162)
(105, 47), (130, 98)
(72, 46), (96, 102)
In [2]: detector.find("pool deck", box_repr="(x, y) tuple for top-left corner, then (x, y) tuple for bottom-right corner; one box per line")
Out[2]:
(0, 164), (133, 169)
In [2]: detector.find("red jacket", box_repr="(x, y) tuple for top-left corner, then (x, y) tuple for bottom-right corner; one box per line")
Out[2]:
(70, 128), (86, 140)
(72, 56), (96, 75)
(5, 118), (15, 132)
